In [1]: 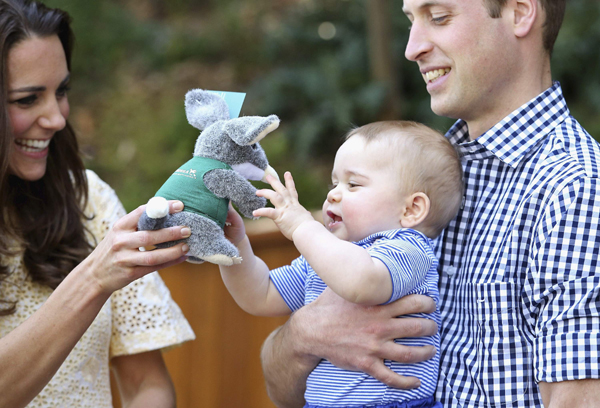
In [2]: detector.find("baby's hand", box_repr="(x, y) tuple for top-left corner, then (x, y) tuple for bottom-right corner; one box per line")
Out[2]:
(224, 203), (247, 246)
(254, 172), (315, 240)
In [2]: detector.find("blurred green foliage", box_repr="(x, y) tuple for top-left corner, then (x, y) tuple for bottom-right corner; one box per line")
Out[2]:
(43, 0), (600, 212)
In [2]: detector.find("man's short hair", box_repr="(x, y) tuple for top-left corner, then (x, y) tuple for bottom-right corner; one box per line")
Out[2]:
(483, 0), (566, 54)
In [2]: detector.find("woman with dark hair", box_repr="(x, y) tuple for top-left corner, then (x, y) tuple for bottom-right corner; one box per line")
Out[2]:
(0, 0), (195, 406)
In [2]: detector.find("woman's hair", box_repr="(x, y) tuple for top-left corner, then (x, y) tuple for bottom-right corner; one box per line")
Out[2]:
(345, 121), (464, 239)
(0, 0), (92, 315)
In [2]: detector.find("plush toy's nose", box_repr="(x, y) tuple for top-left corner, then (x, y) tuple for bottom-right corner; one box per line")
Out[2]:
(261, 165), (279, 183)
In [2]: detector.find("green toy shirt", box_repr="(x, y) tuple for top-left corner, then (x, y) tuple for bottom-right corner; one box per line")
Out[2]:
(155, 156), (231, 227)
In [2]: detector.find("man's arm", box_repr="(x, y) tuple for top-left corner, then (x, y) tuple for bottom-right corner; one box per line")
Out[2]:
(261, 289), (438, 408)
(539, 379), (600, 408)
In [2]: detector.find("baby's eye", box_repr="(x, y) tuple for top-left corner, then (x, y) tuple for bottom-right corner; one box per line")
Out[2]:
(348, 182), (360, 189)
(328, 183), (338, 191)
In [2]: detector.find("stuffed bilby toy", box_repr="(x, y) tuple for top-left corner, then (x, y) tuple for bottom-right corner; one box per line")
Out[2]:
(138, 89), (279, 265)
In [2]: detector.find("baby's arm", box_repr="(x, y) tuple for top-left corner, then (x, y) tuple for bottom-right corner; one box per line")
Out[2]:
(219, 205), (292, 317)
(255, 172), (392, 305)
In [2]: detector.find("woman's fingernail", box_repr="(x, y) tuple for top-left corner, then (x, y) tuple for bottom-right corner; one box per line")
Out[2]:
(182, 244), (189, 253)
(181, 227), (191, 238)
(173, 201), (184, 212)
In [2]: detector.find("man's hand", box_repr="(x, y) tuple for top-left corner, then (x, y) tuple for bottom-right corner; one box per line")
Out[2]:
(254, 172), (316, 240)
(261, 289), (439, 408)
(298, 289), (438, 388)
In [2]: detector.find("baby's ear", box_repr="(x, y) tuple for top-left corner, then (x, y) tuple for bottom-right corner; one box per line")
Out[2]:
(399, 192), (430, 229)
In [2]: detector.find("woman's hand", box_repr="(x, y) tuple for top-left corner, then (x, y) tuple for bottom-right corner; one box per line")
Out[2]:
(80, 200), (190, 295)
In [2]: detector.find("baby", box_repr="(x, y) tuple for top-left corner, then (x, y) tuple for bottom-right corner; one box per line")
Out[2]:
(220, 120), (463, 408)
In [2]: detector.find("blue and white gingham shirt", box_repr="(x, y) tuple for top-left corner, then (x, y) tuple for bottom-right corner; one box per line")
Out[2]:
(436, 82), (600, 407)
(271, 229), (441, 407)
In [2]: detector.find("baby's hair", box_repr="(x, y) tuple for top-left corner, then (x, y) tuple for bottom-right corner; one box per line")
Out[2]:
(345, 121), (463, 238)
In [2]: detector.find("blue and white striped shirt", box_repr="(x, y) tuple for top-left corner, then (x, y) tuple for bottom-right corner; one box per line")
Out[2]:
(436, 82), (600, 407)
(270, 229), (441, 407)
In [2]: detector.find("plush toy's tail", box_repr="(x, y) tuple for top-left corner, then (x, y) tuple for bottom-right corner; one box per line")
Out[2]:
(138, 196), (169, 231)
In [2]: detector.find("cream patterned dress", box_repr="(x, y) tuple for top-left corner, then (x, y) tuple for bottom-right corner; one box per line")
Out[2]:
(0, 170), (195, 407)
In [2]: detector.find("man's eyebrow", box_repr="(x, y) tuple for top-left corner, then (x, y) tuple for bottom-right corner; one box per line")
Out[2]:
(403, 1), (449, 15)
(9, 73), (70, 94)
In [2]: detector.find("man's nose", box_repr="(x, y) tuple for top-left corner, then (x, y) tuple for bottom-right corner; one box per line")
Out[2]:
(405, 22), (433, 62)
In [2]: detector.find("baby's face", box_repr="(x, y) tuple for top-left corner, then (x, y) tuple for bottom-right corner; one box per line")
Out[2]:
(322, 135), (407, 242)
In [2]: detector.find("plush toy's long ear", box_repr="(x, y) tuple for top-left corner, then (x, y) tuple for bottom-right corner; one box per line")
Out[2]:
(224, 115), (280, 146)
(185, 89), (229, 130)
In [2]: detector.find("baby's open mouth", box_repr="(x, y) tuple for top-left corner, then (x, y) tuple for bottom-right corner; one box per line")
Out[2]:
(327, 211), (342, 223)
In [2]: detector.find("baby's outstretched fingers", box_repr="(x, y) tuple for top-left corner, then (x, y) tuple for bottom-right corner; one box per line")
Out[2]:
(253, 207), (278, 220)
(256, 188), (284, 208)
(283, 171), (299, 200)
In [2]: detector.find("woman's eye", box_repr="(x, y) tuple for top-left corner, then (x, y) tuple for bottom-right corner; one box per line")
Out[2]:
(10, 94), (37, 106)
(56, 85), (71, 98)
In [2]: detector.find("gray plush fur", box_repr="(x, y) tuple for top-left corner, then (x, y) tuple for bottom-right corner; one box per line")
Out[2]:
(137, 89), (279, 265)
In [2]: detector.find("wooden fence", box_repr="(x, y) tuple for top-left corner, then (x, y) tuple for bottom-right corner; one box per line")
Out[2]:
(111, 216), (304, 407)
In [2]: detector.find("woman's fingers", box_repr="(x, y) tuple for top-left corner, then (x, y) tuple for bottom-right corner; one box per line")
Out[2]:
(114, 201), (185, 232)
(132, 243), (190, 267)
(112, 226), (191, 251)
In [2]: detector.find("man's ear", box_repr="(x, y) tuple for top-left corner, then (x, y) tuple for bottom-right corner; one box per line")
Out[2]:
(511, 0), (538, 39)
(399, 192), (430, 229)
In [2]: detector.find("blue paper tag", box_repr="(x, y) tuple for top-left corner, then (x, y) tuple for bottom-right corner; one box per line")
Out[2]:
(207, 90), (246, 119)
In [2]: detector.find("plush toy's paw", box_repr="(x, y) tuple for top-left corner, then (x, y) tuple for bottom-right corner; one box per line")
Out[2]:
(186, 256), (205, 264)
(201, 254), (243, 265)
(237, 195), (267, 219)
(146, 196), (169, 219)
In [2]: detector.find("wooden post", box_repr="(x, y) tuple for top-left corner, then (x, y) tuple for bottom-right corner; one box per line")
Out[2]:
(366, 0), (402, 120)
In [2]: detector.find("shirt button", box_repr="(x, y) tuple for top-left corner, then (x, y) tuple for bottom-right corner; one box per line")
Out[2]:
(445, 265), (457, 276)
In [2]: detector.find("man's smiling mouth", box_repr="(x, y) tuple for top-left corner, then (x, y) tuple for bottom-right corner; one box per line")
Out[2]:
(423, 68), (451, 83)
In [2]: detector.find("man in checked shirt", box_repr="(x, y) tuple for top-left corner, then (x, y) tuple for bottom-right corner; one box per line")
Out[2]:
(260, 0), (600, 407)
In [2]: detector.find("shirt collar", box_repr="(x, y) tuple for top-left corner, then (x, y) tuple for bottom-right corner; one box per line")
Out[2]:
(446, 82), (570, 168)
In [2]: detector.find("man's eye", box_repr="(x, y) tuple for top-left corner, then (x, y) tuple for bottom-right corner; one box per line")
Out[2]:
(432, 15), (448, 24)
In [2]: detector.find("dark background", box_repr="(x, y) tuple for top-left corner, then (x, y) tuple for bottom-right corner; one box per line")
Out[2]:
(45, 0), (600, 212)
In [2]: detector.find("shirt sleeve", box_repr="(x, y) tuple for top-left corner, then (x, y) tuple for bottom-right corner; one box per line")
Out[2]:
(269, 256), (309, 312)
(529, 177), (600, 383)
(368, 237), (435, 305)
(110, 272), (195, 358)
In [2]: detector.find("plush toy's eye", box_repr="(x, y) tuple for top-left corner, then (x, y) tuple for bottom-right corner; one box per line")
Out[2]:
(250, 143), (258, 150)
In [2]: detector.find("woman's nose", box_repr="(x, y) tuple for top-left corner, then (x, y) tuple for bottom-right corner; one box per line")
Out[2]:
(38, 98), (67, 131)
